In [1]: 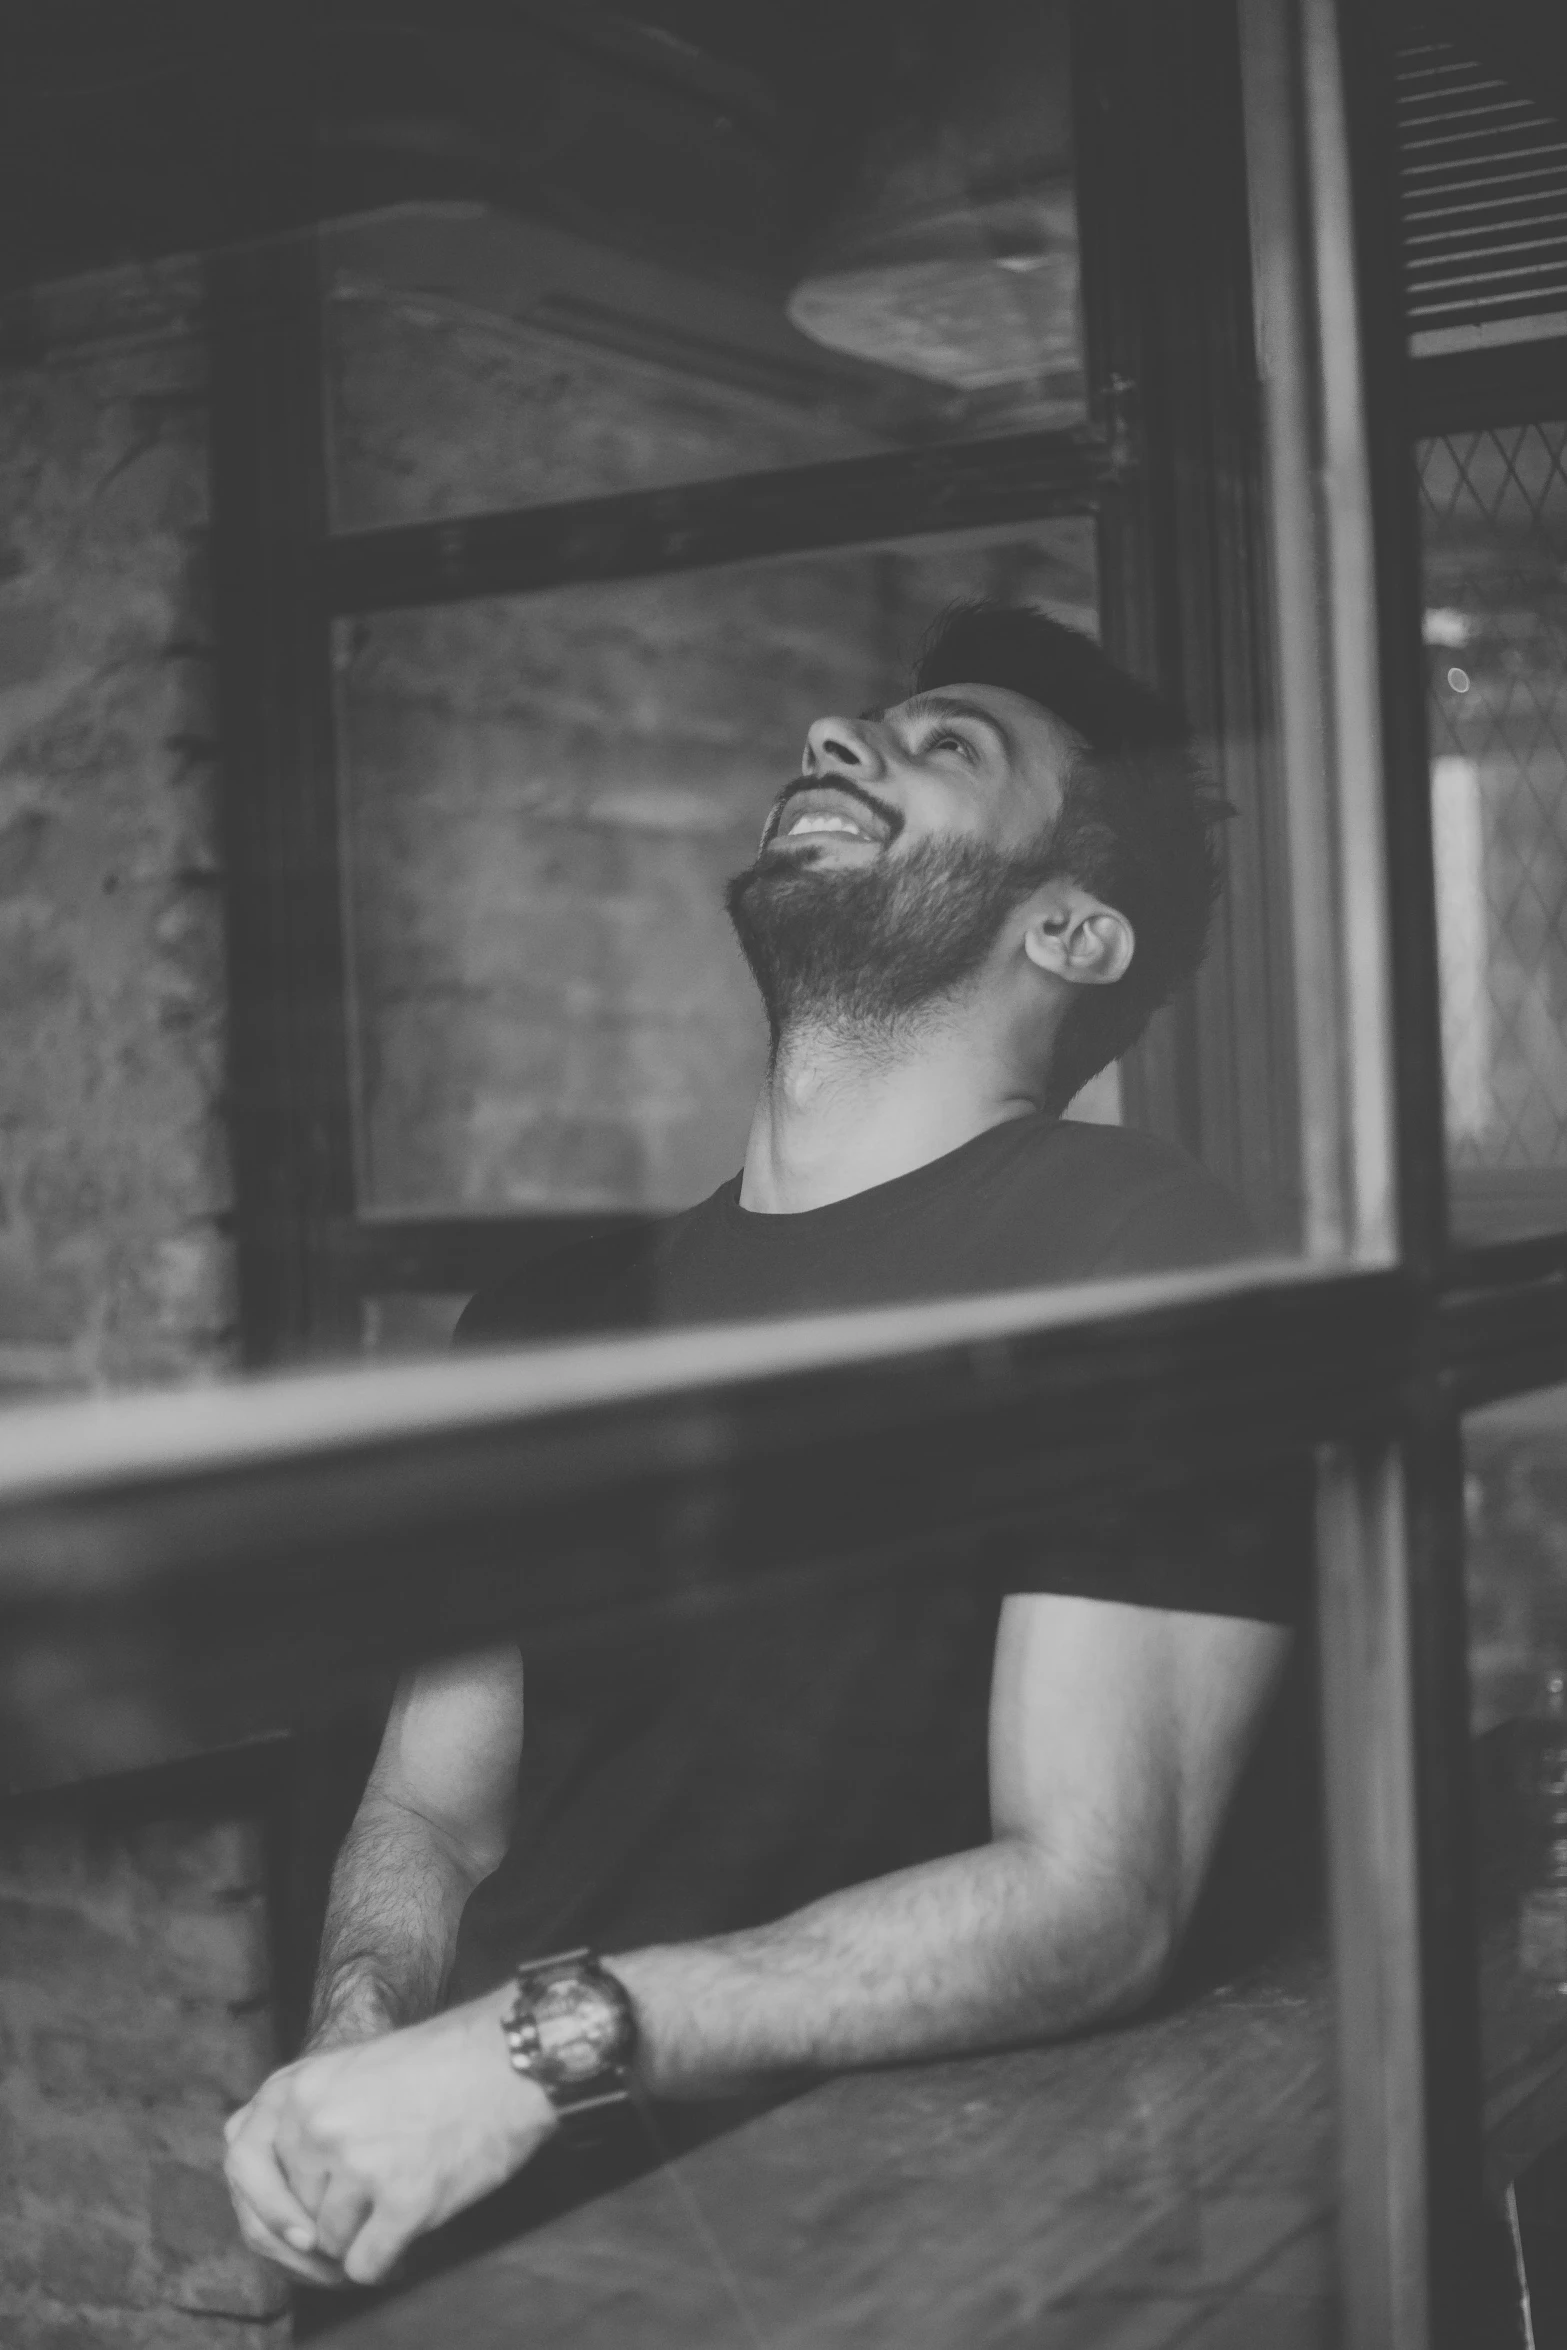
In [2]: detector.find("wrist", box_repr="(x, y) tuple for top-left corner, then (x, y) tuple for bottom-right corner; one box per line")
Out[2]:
(465, 1991), (561, 2159)
(307, 1968), (400, 2052)
(499, 1950), (638, 2128)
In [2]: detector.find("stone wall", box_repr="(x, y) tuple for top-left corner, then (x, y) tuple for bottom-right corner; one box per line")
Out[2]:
(323, 270), (880, 531)
(0, 1780), (287, 2350)
(0, 260), (234, 1403)
(0, 265), (277, 2350)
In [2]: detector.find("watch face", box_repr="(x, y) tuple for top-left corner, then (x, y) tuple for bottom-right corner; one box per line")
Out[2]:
(533, 1974), (626, 2083)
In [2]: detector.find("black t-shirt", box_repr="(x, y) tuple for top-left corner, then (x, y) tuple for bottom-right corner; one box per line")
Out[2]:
(450, 1115), (1317, 1999)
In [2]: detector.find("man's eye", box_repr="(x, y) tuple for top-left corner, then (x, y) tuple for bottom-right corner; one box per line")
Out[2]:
(928, 731), (974, 759)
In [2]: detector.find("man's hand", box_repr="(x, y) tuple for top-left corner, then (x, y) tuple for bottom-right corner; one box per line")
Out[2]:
(224, 1993), (557, 2287)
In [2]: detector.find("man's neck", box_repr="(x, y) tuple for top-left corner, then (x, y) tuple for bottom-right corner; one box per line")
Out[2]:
(738, 1015), (1041, 1214)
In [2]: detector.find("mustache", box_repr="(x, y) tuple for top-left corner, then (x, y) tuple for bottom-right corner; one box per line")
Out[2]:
(760, 773), (902, 849)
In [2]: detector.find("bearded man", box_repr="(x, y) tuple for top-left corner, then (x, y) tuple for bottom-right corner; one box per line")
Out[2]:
(224, 603), (1312, 2290)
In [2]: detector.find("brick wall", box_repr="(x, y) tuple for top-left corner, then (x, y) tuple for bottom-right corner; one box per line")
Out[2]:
(0, 259), (234, 1404)
(0, 265), (277, 2350)
(0, 1780), (287, 2350)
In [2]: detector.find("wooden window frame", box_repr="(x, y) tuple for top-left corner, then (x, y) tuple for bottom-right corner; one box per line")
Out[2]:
(206, 0), (1301, 1359)
(12, 3), (1567, 2346)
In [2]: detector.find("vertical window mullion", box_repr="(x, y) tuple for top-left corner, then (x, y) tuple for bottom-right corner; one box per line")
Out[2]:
(208, 234), (360, 1367)
(1072, 0), (1302, 1236)
(1317, 1416), (1487, 2349)
(1317, 1435), (1432, 2346)
(1241, 2), (1481, 2343)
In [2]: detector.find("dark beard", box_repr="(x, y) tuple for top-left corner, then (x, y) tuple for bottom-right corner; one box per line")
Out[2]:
(725, 828), (1061, 1049)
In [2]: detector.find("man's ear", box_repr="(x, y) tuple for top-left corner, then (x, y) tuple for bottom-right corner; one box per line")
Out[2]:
(1022, 895), (1135, 988)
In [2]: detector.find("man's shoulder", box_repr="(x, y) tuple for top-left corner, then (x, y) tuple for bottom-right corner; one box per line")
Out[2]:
(454, 1219), (666, 1346)
(1039, 1116), (1236, 1194)
(993, 1117), (1261, 1276)
(452, 1185), (733, 1346)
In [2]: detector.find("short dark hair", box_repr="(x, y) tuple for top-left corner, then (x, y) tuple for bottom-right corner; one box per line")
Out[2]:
(913, 600), (1226, 1110)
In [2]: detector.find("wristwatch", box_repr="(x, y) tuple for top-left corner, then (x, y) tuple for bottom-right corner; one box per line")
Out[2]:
(500, 1948), (638, 2124)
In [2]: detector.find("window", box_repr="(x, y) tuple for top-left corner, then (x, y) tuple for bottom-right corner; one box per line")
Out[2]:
(1423, 427), (1567, 1238)
(7, 5), (1567, 2349)
(336, 527), (1099, 1230)
(211, 0), (1310, 1368)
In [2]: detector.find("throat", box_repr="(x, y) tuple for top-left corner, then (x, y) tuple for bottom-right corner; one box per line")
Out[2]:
(739, 1019), (1038, 1214)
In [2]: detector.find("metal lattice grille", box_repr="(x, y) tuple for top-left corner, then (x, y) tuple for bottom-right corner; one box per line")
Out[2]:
(1421, 421), (1567, 1172)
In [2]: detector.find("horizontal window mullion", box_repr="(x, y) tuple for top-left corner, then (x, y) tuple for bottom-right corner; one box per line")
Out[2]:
(318, 429), (1122, 616)
(1407, 336), (1567, 433)
(1438, 1244), (1567, 1407)
(0, 1264), (1412, 1788)
(0, 1258), (1402, 1511)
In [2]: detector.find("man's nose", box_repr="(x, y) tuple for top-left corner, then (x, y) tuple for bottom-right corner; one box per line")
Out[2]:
(803, 714), (881, 779)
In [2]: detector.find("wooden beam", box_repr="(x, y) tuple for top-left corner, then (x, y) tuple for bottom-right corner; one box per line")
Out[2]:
(0, 1260), (1406, 1791)
(1072, 0), (1302, 1244)
(319, 430), (1120, 615)
(207, 235), (361, 1367)
(1411, 337), (1567, 437)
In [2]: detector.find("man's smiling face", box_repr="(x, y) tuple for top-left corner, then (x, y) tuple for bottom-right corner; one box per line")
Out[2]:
(727, 681), (1086, 1047)
(757, 681), (1080, 871)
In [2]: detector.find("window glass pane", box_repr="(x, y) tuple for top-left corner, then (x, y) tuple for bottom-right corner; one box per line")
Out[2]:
(337, 524), (1100, 1218)
(0, 10), (1366, 2345)
(1422, 422), (1567, 1242)
(322, 1), (1084, 531)
(1463, 1386), (1567, 2305)
(360, 1293), (466, 1358)
(0, 0), (1380, 1473)
(0, 0), (1364, 1423)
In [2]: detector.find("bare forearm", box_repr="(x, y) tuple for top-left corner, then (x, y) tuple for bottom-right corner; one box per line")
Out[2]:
(611, 1838), (1172, 2100)
(308, 1797), (483, 2048)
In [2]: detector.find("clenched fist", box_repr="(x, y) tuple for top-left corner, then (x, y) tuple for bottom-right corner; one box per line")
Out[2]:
(223, 1991), (557, 2286)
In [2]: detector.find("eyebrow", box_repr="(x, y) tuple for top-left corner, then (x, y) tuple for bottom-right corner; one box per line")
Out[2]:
(862, 693), (1015, 758)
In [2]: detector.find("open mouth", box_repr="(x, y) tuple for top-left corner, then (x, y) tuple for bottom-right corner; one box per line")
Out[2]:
(764, 781), (896, 851)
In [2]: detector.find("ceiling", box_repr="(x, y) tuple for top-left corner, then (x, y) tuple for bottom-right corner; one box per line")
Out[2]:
(0, 0), (943, 295)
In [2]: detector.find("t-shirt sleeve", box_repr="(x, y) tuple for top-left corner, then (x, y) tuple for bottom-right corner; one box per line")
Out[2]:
(1009, 1161), (1308, 1624)
(994, 1456), (1314, 1626)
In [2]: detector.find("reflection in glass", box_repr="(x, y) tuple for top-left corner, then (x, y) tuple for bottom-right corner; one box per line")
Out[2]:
(361, 1293), (467, 1359)
(1464, 1388), (1567, 2319)
(1422, 422), (1567, 1241)
(1517, 1663), (1567, 1995)
(322, 3), (1082, 531)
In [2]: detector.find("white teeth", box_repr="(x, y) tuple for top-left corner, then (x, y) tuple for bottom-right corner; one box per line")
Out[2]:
(788, 813), (866, 838)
